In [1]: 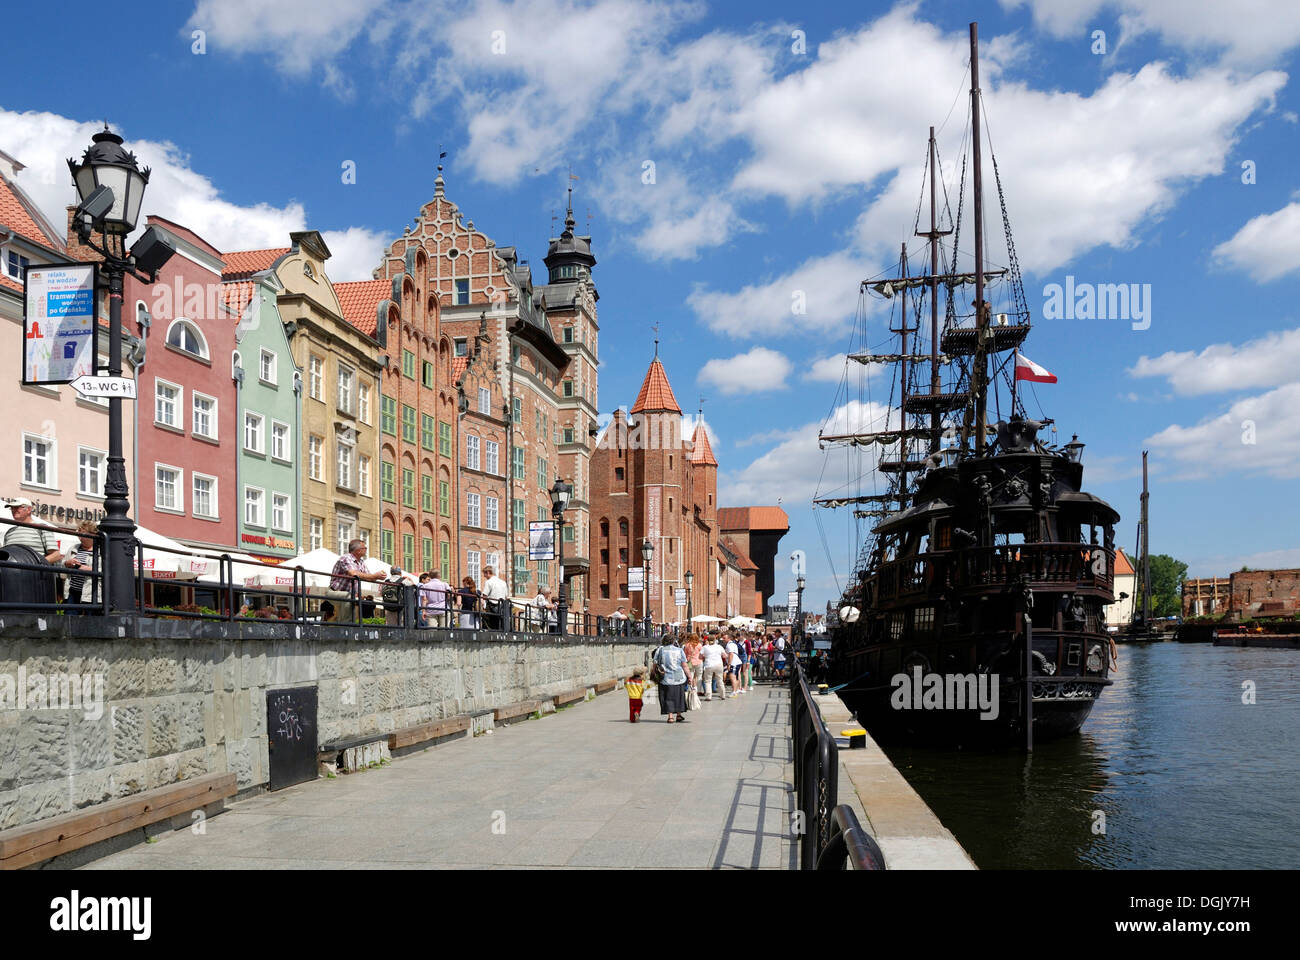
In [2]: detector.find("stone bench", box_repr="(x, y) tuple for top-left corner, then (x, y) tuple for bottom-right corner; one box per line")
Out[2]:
(0, 772), (237, 870)
(388, 715), (472, 752)
(493, 699), (546, 725)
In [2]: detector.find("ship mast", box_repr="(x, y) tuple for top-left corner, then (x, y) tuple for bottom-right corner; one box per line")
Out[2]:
(970, 20), (988, 456)
(896, 243), (910, 511)
(915, 125), (949, 455)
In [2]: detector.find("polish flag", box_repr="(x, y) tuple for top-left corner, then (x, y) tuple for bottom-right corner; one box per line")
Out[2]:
(1014, 351), (1057, 384)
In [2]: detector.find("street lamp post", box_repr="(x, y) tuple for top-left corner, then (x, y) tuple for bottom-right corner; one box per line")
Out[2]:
(641, 537), (654, 636)
(685, 569), (694, 631)
(549, 477), (572, 635)
(796, 574), (807, 652)
(67, 129), (173, 613)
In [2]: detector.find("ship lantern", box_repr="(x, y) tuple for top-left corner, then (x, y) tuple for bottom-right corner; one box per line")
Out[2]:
(1064, 435), (1085, 463)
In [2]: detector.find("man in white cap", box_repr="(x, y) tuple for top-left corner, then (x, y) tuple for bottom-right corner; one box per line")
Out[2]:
(3, 498), (63, 562)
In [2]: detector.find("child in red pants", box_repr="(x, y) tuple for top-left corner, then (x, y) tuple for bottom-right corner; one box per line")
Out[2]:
(626, 666), (646, 722)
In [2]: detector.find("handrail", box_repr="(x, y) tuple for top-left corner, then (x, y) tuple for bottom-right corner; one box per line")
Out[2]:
(789, 657), (886, 870)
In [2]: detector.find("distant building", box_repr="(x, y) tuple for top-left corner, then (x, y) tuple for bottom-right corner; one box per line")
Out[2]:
(1103, 547), (1136, 627)
(717, 506), (790, 617)
(1182, 575), (1230, 618)
(1180, 567), (1299, 619)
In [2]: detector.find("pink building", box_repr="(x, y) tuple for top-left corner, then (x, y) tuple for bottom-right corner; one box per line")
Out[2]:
(1, 149), (137, 530)
(123, 217), (238, 551)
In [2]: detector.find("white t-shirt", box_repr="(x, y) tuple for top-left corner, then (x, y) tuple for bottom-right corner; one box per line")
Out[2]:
(701, 642), (725, 669)
(725, 640), (740, 665)
(481, 575), (508, 600)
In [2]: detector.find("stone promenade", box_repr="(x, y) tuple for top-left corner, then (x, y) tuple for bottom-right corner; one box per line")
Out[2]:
(84, 681), (797, 869)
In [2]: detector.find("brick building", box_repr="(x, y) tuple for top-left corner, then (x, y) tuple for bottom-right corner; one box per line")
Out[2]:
(1182, 575), (1230, 618)
(718, 506), (790, 617)
(376, 172), (572, 600)
(1181, 567), (1299, 619)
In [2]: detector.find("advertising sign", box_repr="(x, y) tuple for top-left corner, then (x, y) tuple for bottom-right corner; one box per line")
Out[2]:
(788, 590), (800, 613)
(628, 566), (644, 592)
(23, 263), (98, 384)
(529, 521), (557, 561)
(675, 588), (687, 607)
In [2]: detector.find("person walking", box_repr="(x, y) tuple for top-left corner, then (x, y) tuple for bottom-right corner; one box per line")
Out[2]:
(457, 576), (480, 628)
(625, 665), (647, 723)
(700, 635), (727, 701)
(682, 633), (703, 695)
(724, 634), (742, 697)
(773, 633), (788, 680)
(480, 565), (509, 630)
(654, 637), (689, 723)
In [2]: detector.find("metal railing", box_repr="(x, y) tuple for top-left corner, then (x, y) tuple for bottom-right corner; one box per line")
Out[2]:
(0, 514), (672, 639)
(789, 656), (886, 870)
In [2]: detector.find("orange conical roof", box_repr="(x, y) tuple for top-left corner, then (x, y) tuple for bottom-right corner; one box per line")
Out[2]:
(690, 423), (717, 466)
(629, 357), (682, 414)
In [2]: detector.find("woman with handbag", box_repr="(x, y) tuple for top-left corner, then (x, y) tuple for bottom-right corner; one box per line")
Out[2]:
(654, 637), (690, 723)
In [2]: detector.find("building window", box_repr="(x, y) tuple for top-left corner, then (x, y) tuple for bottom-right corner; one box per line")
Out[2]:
(422, 537), (433, 571)
(512, 446), (525, 480)
(270, 421), (289, 461)
(454, 338), (468, 357)
(309, 517), (323, 551)
(244, 486), (265, 526)
(511, 397), (522, 424)
(454, 279), (469, 305)
(563, 523), (575, 542)
(359, 455), (371, 496)
(513, 498), (525, 532)
(466, 492), (481, 528)
(402, 468), (415, 508)
(514, 553), (528, 591)
(440, 540), (450, 580)
(619, 547), (629, 563)
(466, 435), (480, 471)
(478, 387), (491, 415)
(615, 467), (624, 481)
(381, 460), (395, 502)
(421, 414), (435, 450)
(438, 421), (452, 457)
(358, 383), (371, 424)
(6, 250), (30, 278)
(421, 359), (433, 387)
(537, 456), (547, 491)
(77, 447), (106, 497)
(402, 405), (417, 443)
(511, 344), (521, 365)
(272, 493), (291, 531)
(485, 496), (499, 531)
(422, 475), (433, 512)
(337, 365), (355, 415)
(244, 412), (265, 453)
(439, 480), (450, 517)
(191, 393), (216, 439)
(258, 348), (277, 385)
(563, 427), (574, 444)
(166, 319), (208, 359)
(381, 528), (395, 565)
(562, 326), (574, 343)
(402, 350), (416, 379)
(155, 379), (180, 427)
(485, 440), (499, 475)
(402, 533), (415, 570)
(563, 380), (574, 397)
(619, 519), (629, 537)
(193, 474), (217, 519)
(337, 441), (353, 489)
(309, 355), (324, 399)
(381, 394), (397, 435)
(156, 465), (182, 511)
(308, 435), (323, 481)
(467, 549), (481, 585)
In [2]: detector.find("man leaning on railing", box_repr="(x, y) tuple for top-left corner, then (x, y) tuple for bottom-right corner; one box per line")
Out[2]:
(329, 538), (385, 623)
(4, 499), (64, 563)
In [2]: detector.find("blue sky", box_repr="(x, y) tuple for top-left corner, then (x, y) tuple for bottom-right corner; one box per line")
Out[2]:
(4, 0), (1300, 609)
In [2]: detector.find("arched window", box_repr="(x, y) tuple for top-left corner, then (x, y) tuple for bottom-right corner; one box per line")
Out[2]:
(166, 318), (208, 359)
(618, 519), (629, 538)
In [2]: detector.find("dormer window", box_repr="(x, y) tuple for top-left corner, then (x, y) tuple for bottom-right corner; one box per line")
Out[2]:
(303, 262), (315, 279)
(551, 264), (577, 282)
(166, 318), (208, 360)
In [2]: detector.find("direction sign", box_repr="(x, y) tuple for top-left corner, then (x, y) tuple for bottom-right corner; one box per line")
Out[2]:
(628, 566), (644, 592)
(71, 375), (136, 400)
(788, 590), (800, 612)
(675, 588), (687, 607)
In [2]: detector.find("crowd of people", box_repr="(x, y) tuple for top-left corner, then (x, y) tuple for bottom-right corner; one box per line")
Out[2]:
(634, 630), (793, 723)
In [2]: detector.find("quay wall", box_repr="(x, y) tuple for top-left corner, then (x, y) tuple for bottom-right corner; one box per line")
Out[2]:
(0, 615), (653, 832)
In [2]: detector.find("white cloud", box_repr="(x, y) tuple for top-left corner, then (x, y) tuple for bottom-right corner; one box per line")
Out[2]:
(1130, 326), (1300, 395)
(186, 0), (386, 75)
(1145, 382), (1300, 479)
(0, 109), (384, 281)
(804, 354), (847, 382)
(687, 251), (871, 339)
(697, 346), (792, 395)
(1001, 0), (1300, 65)
(1212, 201), (1300, 282)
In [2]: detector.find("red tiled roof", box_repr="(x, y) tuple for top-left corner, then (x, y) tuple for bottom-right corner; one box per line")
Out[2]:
(222, 247), (289, 280)
(452, 357), (468, 382)
(0, 173), (64, 251)
(721, 537), (758, 571)
(333, 279), (388, 337)
(689, 424), (717, 466)
(629, 357), (681, 414)
(718, 506), (790, 532)
(223, 280), (258, 321)
(0, 273), (19, 293)
(1114, 547), (1135, 576)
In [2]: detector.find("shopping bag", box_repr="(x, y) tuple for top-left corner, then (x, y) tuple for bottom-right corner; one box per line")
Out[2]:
(687, 687), (701, 711)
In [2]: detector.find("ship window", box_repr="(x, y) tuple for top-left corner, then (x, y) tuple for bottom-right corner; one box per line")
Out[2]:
(934, 524), (951, 550)
(913, 607), (935, 633)
(1067, 643), (1082, 667)
(889, 614), (904, 641)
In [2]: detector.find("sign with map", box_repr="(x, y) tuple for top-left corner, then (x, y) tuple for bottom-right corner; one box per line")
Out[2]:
(23, 263), (98, 384)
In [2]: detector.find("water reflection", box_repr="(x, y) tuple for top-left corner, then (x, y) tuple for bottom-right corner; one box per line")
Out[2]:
(875, 644), (1300, 869)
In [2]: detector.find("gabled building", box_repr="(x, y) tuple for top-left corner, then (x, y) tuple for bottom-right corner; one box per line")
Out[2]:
(718, 505), (790, 617)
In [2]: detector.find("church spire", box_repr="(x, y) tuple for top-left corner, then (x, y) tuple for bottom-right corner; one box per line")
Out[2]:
(630, 355), (682, 415)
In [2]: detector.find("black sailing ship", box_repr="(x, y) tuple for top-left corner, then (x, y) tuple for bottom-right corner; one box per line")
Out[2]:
(816, 22), (1119, 746)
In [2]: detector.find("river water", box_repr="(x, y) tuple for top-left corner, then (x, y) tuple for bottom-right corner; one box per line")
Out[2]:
(876, 642), (1300, 869)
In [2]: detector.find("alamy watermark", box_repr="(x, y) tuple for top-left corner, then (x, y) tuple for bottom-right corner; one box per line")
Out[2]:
(0, 667), (105, 720)
(890, 666), (1000, 720)
(1042, 276), (1151, 330)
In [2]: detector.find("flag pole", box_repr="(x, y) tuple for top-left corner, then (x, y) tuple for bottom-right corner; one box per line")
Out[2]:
(1011, 350), (1018, 417)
